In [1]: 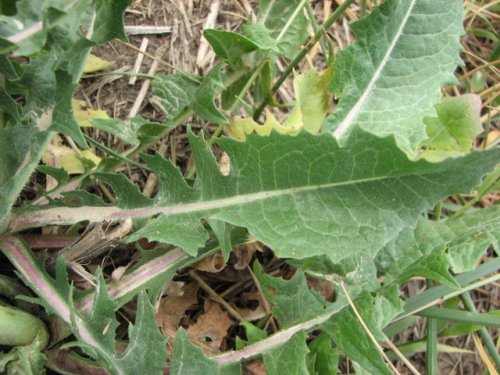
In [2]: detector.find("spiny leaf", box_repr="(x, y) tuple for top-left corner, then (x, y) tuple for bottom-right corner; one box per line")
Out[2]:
(262, 332), (310, 375)
(254, 262), (327, 328)
(322, 291), (396, 375)
(113, 292), (168, 374)
(11, 130), (499, 263)
(376, 206), (500, 285)
(323, 0), (464, 154)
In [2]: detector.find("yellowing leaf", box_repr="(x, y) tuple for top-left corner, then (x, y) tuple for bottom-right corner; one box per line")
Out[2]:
(42, 144), (101, 174)
(283, 68), (332, 133)
(227, 111), (299, 141)
(228, 69), (332, 141)
(72, 99), (109, 127)
(83, 53), (114, 73)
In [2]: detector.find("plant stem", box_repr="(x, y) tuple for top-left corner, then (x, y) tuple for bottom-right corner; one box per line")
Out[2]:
(360, 0), (367, 16)
(305, 1), (328, 58)
(460, 292), (500, 369)
(253, 0), (355, 120)
(83, 133), (152, 172)
(425, 280), (438, 375)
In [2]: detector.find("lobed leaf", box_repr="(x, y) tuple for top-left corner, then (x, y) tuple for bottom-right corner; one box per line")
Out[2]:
(376, 206), (500, 285)
(11, 130), (499, 263)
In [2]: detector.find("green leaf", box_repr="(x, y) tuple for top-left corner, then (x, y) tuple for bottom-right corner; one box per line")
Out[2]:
(254, 262), (326, 328)
(114, 292), (168, 374)
(376, 206), (500, 285)
(322, 293), (392, 375)
(284, 69), (332, 133)
(307, 333), (339, 375)
(420, 95), (483, 161)
(13, 130), (500, 263)
(252, 0), (308, 59)
(204, 29), (259, 66)
(91, 0), (131, 44)
(192, 65), (227, 125)
(242, 23), (280, 53)
(151, 72), (200, 121)
(91, 116), (173, 145)
(323, 0), (464, 154)
(171, 328), (219, 375)
(263, 332), (310, 375)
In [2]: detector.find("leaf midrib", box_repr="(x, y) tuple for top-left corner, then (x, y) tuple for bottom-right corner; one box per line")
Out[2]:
(332, 0), (417, 139)
(11, 171), (426, 229)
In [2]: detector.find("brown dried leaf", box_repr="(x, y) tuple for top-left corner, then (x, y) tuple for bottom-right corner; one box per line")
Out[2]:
(232, 242), (263, 270)
(235, 292), (267, 321)
(306, 275), (335, 301)
(245, 359), (267, 375)
(157, 282), (199, 337)
(187, 300), (233, 355)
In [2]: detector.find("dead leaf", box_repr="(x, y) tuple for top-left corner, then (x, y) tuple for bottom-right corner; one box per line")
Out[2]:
(245, 359), (267, 375)
(306, 275), (334, 301)
(232, 242), (262, 270)
(235, 292), (267, 321)
(83, 53), (114, 73)
(42, 144), (101, 174)
(72, 99), (109, 127)
(157, 282), (199, 338)
(187, 300), (233, 355)
(192, 253), (226, 273)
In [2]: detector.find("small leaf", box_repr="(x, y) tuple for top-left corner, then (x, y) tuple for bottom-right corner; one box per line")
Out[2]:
(420, 94), (483, 161)
(91, 116), (172, 145)
(192, 64), (227, 125)
(284, 69), (333, 133)
(83, 53), (114, 73)
(242, 23), (280, 53)
(253, 0), (308, 59)
(254, 262), (326, 328)
(204, 29), (259, 66)
(72, 99), (109, 128)
(227, 111), (298, 141)
(42, 144), (101, 174)
(91, 0), (132, 44)
(151, 72), (200, 121)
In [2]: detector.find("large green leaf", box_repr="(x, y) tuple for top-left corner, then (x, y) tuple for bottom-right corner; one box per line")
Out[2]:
(323, 0), (464, 154)
(11, 130), (499, 262)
